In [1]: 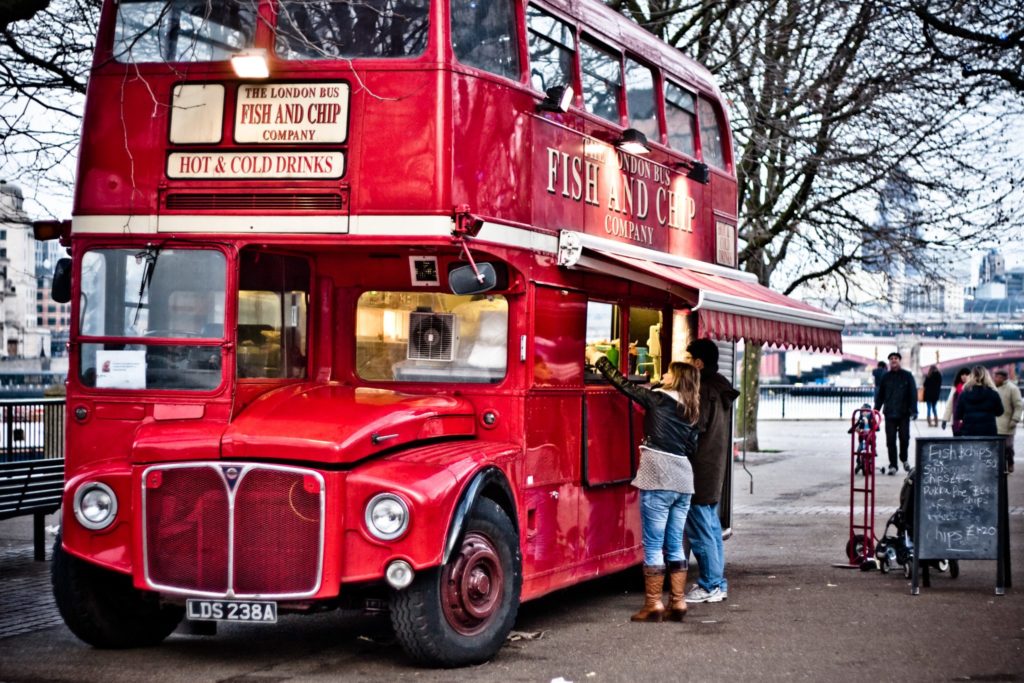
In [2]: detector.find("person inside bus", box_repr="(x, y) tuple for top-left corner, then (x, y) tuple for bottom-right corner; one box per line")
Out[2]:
(954, 366), (1003, 437)
(584, 346), (700, 622)
(683, 339), (739, 605)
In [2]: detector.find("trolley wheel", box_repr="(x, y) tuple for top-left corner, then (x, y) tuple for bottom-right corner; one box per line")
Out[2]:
(949, 560), (960, 579)
(936, 559), (949, 573)
(903, 563), (912, 580)
(845, 534), (866, 564)
(879, 559), (890, 574)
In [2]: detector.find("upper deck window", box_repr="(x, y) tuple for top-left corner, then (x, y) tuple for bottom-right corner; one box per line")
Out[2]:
(451, 0), (519, 79)
(527, 5), (575, 93)
(113, 0), (256, 63)
(665, 81), (696, 156)
(275, 0), (429, 60)
(697, 96), (726, 169)
(580, 41), (621, 123)
(625, 58), (658, 143)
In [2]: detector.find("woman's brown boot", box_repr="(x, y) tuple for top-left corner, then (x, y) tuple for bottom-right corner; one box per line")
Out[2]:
(667, 560), (688, 621)
(631, 565), (666, 622)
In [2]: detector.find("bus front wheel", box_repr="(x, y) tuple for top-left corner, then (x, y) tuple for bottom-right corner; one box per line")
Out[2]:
(390, 499), (522, 667)
(52, 534), (184, 648)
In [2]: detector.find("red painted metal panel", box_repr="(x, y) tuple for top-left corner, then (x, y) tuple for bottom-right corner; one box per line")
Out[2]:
(583, 391), (633, 485)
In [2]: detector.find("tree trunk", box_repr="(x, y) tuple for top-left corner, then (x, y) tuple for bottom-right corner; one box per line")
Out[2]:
(737, 342), (762, 452)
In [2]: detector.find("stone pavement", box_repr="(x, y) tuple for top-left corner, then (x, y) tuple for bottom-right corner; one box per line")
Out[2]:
(0, 420), (1021, 682)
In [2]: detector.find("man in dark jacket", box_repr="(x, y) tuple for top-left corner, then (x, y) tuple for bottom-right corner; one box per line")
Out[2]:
(683, 339), (739, 604)
(874, 352), (918, 475)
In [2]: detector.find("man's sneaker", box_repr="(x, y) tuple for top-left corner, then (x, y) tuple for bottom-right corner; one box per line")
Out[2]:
(902, 461), (910, 472)
(887, 465), (898, 476)
(685, 585), (726, 603)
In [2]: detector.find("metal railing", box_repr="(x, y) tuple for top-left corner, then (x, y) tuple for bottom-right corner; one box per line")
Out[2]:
(0, 398), (65, 463)
(758, 385), (952, 420)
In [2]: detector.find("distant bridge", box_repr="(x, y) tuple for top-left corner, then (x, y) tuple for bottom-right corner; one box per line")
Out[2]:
(761, 336), (1024, 383)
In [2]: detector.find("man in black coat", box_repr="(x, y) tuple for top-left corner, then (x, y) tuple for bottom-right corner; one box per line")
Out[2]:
(874, 352), (918, 475)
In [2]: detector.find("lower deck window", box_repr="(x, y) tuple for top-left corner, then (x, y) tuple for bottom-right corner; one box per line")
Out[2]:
(356, 292), (508, 383)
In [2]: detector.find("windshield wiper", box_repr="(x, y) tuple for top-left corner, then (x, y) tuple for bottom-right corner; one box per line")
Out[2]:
(132, 245), (161, 326)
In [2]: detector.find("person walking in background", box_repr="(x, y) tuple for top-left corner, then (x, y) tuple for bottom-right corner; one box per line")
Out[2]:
(683, 339), (739, 605)
(874, 352), (918, 475)
(585, 348), (701, 622)
(923, 366), (942, 427)
(994, 370), (1021, 474)
(872, 361), (887, 400)
(955, 366), (1004, 437)
(941, 367), (971, 436)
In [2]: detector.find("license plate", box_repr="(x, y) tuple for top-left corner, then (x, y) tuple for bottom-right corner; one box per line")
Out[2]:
(186, 599), (277, 623)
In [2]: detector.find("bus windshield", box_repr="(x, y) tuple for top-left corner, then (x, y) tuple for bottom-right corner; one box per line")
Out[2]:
(113, 0), (257, 63)
(78, 248), (226, 391)
(275, 0), (430, 59)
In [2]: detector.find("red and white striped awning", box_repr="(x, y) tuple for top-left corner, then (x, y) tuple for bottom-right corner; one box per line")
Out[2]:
(557, 232), (844, 353)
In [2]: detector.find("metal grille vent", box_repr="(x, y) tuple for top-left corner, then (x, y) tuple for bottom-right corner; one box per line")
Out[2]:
(407, 312), (457, 361)
(165, 193), (345, 211)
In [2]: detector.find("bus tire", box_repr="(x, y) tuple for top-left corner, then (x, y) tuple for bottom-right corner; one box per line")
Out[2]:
(390, 498), (521, 667)
(51, 534), (183, 648)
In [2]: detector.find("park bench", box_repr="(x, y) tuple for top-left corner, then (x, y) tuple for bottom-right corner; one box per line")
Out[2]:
(0, 458), (65, 561)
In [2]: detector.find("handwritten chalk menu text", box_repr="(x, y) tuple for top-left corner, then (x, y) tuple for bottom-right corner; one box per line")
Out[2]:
(235, 83), (349, 144)
(915, 438), (1002, 560)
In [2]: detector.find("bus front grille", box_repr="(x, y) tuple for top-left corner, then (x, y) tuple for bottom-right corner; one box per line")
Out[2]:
(143, 463), (325, 598)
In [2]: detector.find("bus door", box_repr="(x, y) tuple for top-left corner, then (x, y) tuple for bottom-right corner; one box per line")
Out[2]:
(579, 301), (635, 561)
(523, 285), (584, 585)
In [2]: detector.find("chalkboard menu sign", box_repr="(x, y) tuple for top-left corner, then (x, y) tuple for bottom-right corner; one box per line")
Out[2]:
(915, 437), (1001, 560)
(912, 436), (1009, 595)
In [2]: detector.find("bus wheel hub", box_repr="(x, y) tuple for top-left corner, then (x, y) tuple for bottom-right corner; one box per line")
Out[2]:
(443, 532), (502, 633)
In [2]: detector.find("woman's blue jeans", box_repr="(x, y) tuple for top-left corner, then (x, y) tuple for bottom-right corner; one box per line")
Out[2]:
(640, 489), (692, 566)
(926, 401), (938, 419)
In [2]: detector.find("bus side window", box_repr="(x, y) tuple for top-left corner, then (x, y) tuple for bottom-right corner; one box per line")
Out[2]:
(527, 5), (575, 94)
(625, 58), (659, 144)
(697, 96), (726, 170)
(580, 40), (621, 123)
(584, 301), (621, 381)
(451, 0), (519, 80)
(665, 81), (696, 157)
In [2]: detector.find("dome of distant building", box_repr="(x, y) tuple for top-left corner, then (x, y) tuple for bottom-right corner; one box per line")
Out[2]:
(0, 180), (28, 219)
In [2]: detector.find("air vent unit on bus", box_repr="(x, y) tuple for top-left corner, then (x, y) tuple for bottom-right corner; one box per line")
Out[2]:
(164, 193), (345, 212)
(407, 312), (457, 362)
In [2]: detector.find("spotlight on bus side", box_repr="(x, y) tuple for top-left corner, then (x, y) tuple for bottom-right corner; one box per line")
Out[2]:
(536, 85), (574, 113)
(617, 128), (650, 155)
(231, 49), (270, 79)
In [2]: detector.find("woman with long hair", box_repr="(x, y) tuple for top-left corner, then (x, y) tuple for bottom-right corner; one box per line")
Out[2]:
(942, 367), (971, 436)
(955, 366), (1004, 437)
(585, 348), (700, 622)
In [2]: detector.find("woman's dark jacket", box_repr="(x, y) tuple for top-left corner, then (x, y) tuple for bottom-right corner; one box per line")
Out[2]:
(923, 371), (942, 403)
(954, 385), (1004, 436)
(592, 356), (697, 457)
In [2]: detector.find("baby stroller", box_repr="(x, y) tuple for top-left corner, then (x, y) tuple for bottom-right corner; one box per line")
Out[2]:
(873, 468), (960, 579)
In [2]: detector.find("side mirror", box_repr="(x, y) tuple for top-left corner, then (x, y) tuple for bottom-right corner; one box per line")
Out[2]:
(448, 262), (497, 296)
(52, 258), (72, 303)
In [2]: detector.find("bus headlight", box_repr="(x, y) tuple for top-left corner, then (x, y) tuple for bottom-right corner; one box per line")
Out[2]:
(73, 482), (118, 530)
(365, 493), (409, 540)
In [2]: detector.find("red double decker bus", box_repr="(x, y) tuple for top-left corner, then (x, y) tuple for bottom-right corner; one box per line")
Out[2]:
(42, 0), (843, 666)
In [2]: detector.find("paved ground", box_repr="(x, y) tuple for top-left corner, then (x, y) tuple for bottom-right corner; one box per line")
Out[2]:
(1, 420), (1021, 682)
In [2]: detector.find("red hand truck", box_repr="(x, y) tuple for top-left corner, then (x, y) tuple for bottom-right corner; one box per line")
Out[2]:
(839, 407), (881, 568)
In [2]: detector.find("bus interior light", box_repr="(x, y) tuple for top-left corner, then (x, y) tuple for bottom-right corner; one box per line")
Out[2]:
(231, 49), (270, 79)
(617, 128), (650, 155)
(537, 85), (574, 113)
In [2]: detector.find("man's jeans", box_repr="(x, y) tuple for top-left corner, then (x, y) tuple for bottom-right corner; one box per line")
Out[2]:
(684, 503), (727, 592)
(884, 416), (911, 468)
(640, 489), (691, 567)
